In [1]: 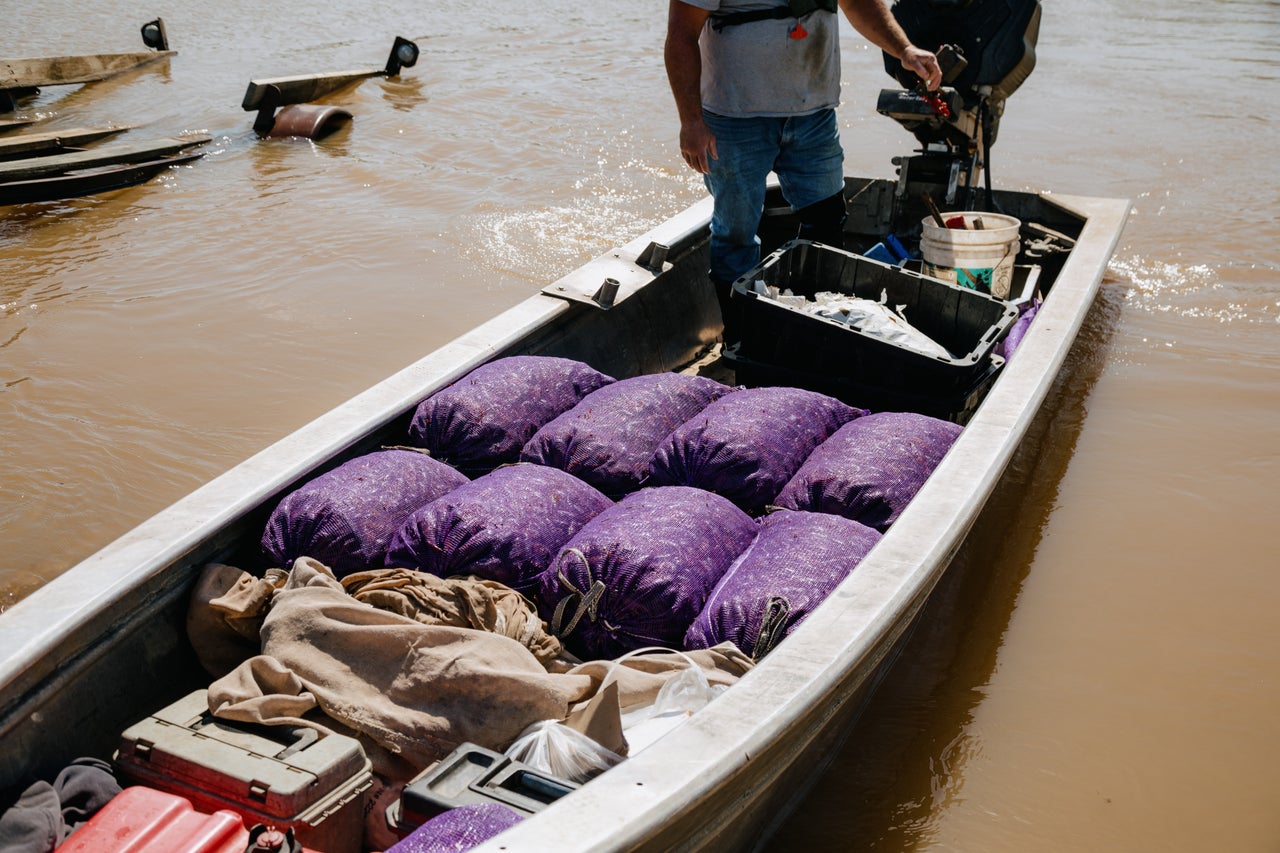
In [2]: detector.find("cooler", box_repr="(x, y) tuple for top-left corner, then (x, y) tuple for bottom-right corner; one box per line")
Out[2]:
(114, 690), (372, 853)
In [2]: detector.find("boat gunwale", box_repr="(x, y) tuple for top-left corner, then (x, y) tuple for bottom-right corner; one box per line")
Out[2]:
(0, 51), (175, 90)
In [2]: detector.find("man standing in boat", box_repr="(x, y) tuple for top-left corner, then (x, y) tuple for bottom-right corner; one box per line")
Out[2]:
(664, 0), (941, 293)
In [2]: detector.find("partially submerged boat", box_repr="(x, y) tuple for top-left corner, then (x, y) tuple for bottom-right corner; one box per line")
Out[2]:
(0, 133), (210, 205)
(0, 19), (206, 205)
(0, 2), (1129, 850)
(0, 18), (174, 113)
(0, 126), (133, 160)
(242, 36), (420, 139)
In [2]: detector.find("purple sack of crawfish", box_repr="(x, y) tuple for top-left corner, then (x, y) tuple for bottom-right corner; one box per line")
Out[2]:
(262, 448), (469, 577)
(996, 298), (1040, 361)
(538, 486), (758, 660)
(519, 373), (733, 498)
(773, 411), (962, 531)
(386, 803), (523, 853)
(384, 463), (613, 595)
(649, 386), (865, 513)
(684, 510), (881, 659)
(407, 356), (615, 473)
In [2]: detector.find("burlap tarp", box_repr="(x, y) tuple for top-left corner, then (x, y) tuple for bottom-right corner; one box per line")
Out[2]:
(189, 560), (570, 676)
(341, 567), (567, 668)
(195, 558), (753, 776)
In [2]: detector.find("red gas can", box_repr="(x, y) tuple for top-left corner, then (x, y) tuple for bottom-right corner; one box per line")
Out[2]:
(58, 785), (249, 852)
(59, 786), (322, 852)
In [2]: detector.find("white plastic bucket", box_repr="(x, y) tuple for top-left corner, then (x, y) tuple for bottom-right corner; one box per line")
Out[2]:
(920, 212), (1021, 298)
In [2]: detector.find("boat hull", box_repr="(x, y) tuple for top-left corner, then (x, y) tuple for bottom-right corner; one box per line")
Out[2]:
(0, 152), (202, 204)
(0, 179), (1128, 852)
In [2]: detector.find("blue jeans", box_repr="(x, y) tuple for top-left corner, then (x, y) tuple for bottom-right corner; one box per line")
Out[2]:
(702, 108), (845, 285)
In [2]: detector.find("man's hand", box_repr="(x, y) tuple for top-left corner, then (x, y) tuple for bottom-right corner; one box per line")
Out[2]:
(680, 120), (718, 174)
(839, 0), (943, 91)
(901, 45), (942, 91)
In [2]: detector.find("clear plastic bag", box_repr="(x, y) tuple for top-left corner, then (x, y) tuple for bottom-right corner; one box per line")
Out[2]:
(505, 648), (729, 779)
(608, 647), (729, 754)
(806, 290), (952, 358)
(503, 719), (624, 783)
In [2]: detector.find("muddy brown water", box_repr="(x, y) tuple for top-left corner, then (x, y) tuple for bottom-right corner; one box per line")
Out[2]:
(2, 1), (1277, 850)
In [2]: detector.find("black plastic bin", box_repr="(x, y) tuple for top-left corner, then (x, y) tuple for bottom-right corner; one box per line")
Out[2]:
(728, 240), (1017, 396)
(721, 343), (1004, 424)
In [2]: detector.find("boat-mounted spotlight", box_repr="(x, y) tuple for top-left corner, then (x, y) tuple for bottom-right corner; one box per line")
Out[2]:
(140, 18), (169, 52)
(385, 37), (419, 76)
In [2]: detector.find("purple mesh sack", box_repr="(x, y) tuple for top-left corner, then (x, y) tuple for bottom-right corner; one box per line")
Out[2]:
(519, 373), (733, 498)
(387, 803), (523, 853)
(773, 411), (963, 531)
(684, 510), (881, 659)
(384, 463), (613, 594)
(538, 486), (758, 660)
(408, 356), (614, 472)
(996, 298), (1040, 361)
(262, 448), (469, 577)
(649, 387), (865, 513)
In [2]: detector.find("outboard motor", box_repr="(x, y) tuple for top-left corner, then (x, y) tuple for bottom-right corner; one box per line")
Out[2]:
(876, 0), (1041, 209)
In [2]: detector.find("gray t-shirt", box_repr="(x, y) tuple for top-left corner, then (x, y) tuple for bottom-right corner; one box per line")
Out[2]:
(682, 0), (842, 118)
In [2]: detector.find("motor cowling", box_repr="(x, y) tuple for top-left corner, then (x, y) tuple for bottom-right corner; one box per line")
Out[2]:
(880, 0), (1041, 149)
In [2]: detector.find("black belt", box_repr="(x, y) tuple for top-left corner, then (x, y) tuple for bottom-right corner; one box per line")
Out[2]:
(710, 1), (837, 32)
